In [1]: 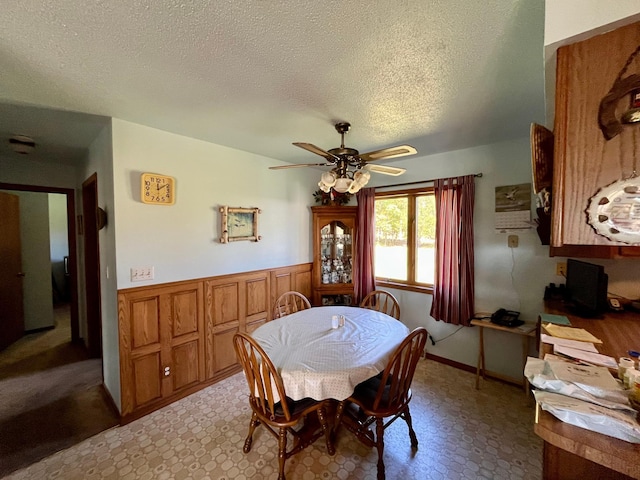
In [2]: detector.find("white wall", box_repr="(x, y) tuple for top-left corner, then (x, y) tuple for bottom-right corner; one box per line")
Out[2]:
(0, 156), (78, 189)
(111, 119), (319, 289)
(80, 122), (121, 409)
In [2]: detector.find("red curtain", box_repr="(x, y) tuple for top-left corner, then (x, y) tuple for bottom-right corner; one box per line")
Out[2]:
(430, 175), (475, 326)
(354, 187), (376, 304)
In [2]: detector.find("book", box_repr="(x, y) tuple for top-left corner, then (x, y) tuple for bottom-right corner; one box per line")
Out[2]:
(539, 313), (571, 326)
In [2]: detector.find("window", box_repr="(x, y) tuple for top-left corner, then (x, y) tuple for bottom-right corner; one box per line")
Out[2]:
(374, 187), (435, 292)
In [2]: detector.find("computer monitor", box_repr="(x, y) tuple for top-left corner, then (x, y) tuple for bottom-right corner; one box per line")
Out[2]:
(565, 259), (608, 317)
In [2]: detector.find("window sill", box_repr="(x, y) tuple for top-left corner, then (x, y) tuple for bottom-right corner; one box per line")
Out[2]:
(375, 280), (433, 295)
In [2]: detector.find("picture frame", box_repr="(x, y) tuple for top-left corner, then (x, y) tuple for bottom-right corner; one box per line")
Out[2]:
(219, 206), (262, 243)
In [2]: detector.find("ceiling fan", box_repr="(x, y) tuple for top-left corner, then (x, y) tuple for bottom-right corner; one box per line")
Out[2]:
(269, 122), (417, 194)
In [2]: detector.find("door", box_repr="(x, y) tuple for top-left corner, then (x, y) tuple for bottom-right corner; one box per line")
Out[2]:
(0, 191), (25, 350)
(82, 174), (102, 358)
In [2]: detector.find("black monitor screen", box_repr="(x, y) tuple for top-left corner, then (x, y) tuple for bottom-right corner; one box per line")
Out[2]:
(565, 259), (608, 316)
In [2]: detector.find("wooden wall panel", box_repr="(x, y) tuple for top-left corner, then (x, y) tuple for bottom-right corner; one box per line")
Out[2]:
(172, 341), (199, 391)
(246, 277), (268, 317)
(211, 283), (239, 326)
(133, 353), (162, 407)
(118, 263), (311, 420)
(171, 289), (198, 337)
(213, 328), (238, 374)
(131, 297), (160, 349)
(273, 272), (293, 300)
(205, 279), (241, 379)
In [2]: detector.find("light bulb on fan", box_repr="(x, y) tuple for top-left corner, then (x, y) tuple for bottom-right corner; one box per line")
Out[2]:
(333, 177), (353, 193)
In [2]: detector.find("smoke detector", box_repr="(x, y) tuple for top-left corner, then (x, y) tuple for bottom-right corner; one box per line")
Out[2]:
(9, 135), (36, 154)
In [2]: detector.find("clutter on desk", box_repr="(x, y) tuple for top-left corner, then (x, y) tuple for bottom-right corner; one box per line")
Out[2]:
(525, 357), (632, 411)
(527, 353), (640, 443)
(534, 391), (640, 443)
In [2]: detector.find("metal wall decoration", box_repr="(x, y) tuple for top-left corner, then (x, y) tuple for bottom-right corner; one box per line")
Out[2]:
(586, 176), (640, 244)
(219, 206), (261, 243)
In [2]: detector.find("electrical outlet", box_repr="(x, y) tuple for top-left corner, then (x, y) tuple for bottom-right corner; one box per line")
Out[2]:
(131, 266), (154, 281)
(556, 262), (567, 276)
(507, 235), (518, 248)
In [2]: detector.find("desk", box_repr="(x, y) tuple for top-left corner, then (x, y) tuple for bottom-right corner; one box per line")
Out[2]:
(534, 301), (640, 480)
(251, 306), (409, 401)
(471, 318), (537, 392)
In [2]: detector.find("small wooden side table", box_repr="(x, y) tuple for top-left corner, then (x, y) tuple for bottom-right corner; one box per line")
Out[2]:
(471, 317), (537, 392)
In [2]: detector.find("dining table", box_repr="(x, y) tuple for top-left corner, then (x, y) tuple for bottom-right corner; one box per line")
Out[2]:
(250, 305), (410, 402)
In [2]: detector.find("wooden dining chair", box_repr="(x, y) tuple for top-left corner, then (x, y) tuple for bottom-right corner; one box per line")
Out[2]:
(359, 290), (401, 320)
(233, 332), (334, 480)
(273, 291), (312, 319)
(334, 327), (428, 480)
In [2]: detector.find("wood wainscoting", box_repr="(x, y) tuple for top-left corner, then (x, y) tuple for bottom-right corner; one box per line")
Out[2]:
(118, 262), (312, 423)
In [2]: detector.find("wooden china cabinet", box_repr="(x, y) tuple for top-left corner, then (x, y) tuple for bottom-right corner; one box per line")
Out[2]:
(311, 206), (357, 306)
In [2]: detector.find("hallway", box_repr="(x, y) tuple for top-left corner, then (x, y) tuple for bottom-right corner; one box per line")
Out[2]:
(0, 305), (119, 477)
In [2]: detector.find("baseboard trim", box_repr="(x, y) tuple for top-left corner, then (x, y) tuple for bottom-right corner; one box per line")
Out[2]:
(424, 352), (524, 388)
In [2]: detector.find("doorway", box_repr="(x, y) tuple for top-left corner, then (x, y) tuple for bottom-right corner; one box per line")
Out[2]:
(0, 181), (117, 476)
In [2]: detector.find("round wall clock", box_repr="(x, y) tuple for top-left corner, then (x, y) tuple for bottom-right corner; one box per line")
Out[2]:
(140, 173), (175, 205)
(586, 177), (640, 244)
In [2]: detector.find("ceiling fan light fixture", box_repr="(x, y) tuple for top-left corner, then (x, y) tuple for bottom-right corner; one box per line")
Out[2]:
(321, 171), (337, 187)
(347, 170), (371, 194)
(333, 177), (352, 193)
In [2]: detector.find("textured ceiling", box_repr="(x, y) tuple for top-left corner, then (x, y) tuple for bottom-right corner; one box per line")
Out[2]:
(0, 0), (545, 166)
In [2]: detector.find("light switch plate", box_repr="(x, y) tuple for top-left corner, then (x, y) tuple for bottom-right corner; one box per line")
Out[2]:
(507, 235), (518, 248)
(131, 266), (154, 281)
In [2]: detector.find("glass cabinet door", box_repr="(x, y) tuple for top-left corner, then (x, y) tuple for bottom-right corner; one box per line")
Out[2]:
(319, 220), (353, 285)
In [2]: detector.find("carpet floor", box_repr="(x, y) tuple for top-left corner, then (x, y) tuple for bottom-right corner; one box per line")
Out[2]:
(0, 305), (119, 477)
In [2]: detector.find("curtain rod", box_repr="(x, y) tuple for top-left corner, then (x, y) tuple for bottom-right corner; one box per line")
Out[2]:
(374, 172), (483, 190)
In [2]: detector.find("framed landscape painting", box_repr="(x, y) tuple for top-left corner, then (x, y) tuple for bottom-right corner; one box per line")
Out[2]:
(220, 206), (261, 243)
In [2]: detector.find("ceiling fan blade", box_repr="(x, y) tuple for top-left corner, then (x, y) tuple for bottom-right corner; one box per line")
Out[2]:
(365, 164), (406, 176)
(269, 163), (332, 170)
(293, 142), (340, 161)
(359, 145), (417, 162)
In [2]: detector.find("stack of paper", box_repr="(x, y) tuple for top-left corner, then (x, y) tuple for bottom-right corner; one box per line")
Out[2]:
(543, 324), (602, 344)
(554, 345), (618, 369)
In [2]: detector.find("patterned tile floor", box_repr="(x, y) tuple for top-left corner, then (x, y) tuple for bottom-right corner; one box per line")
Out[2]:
(4, 360), (542, 480)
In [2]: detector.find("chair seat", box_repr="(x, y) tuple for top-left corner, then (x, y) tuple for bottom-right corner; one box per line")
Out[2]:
(351, 376), (412, 417)
(273, 396), (320, 418)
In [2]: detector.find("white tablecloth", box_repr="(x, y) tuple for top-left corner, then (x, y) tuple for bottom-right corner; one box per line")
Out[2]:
(251, 306), (410, 401)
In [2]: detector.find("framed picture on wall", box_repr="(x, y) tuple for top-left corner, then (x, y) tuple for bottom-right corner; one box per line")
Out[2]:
(219, 206), (262, 243)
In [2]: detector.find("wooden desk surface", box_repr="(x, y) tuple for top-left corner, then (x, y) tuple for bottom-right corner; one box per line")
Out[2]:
(470, 318), (537, 336)
(535, 301), (640, 479)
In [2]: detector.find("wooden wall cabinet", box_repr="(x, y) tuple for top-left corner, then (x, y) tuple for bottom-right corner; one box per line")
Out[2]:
(311, 206), (356, 306)
(551, 21), (640, 256)
(118, 281), (205, 418)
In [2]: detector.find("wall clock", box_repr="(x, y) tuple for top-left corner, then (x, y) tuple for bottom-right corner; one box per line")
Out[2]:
(140, 173), (175, 205)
